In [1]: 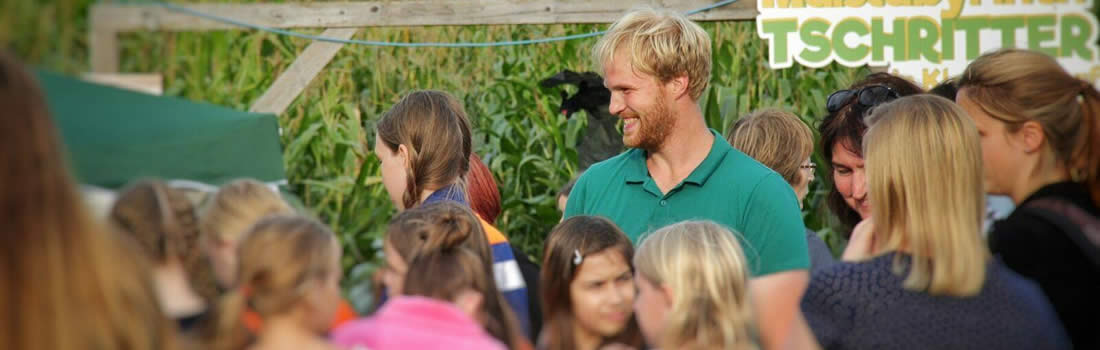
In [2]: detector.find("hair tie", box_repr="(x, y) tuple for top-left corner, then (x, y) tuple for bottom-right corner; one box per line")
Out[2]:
(573, 249), (584, 265)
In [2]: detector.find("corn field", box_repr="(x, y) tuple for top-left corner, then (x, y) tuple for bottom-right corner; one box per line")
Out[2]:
(4, 0), (874, 309)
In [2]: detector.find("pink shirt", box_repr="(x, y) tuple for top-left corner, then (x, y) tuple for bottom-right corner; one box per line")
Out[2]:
(331, 296), (507, 350)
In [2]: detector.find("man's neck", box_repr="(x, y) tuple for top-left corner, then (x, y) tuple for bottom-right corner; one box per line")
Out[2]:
(646, 105), (713, 194)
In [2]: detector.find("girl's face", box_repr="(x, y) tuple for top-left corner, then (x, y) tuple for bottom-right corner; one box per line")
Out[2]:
(633, 273), (670, 346)
(569, 249), (636, 339)
(306, 242), (343, 333)
(957, 89), (1029, 197)
(374, 132), (410, 210)
(380, 241), (408, 296)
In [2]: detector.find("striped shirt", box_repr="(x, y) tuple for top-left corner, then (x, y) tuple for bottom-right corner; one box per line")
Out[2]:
(423, 186), (532, 338)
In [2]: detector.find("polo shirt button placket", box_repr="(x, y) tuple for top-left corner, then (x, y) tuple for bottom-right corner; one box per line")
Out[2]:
(659, 199), (668, 207)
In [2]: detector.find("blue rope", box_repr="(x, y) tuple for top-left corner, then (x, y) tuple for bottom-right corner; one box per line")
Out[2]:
(150, 0), (740, 48)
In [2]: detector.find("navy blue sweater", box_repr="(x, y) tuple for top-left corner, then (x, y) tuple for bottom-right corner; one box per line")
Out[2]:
(802, 252), (1069, 350)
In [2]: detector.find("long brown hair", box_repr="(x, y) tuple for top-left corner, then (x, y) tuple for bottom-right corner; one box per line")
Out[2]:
(111, 179), (219, 302)
(386, 202), (525, 349)
(375, 90), (473, 209)
(540, 216), (643, 350)
(819, 73), (923, 232)
(958, 49), (1100, 204)
(206, 215), (340, 350)
(0, 52), (177, 350)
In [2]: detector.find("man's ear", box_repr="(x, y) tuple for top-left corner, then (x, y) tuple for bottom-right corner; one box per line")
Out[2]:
(664, 75), (691, 100)
(1015, 120), (1046, 154)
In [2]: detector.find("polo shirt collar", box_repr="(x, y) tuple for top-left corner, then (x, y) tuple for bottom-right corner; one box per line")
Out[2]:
(623, 129), (730, 186)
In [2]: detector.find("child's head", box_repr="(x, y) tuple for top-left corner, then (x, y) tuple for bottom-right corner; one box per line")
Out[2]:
(633, 221), (756, 350)
(381, 201), (523, 349)
(373, 90), (473, 210)
(541, 216), (642, 350)
(209, 215), (342, 350)
(199, 179), (293, 288)
(110, 179), (218, 302)
(402, 221), (496, 324)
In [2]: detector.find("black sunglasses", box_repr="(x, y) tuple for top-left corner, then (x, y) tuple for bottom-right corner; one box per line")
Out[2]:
(826, 85), (900, 113)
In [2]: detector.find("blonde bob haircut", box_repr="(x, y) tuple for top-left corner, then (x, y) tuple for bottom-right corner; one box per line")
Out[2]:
(727, 108), (815, 186)
(863, 94), (990, 297)
(634, 221), (757, 350)
(593, 7), (712, 100)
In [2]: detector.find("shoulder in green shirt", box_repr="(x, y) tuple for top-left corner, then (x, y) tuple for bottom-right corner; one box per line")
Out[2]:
(564, 130), (810, 276)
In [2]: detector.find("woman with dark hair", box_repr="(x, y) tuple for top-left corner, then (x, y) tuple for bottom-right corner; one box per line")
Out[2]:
(818, 73), (923, 238)
(539, 216), (643, 350)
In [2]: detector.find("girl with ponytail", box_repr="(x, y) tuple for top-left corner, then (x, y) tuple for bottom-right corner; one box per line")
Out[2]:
(957, 48), (1100, 348)
(332, 202), (519, 350)
(632, 221), (759, 350)
(371, 90), (534, 340)
(205, 215), (343, 350)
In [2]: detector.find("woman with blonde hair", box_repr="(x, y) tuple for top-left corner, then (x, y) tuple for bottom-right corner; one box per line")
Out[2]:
(633, 220), (758, 350)
(727, 108), (834, 268)
(956, 49), (1100, 348)
(0, 52), (178, 349)
(801, 94), (1068, 349)
(205, 215), (344, 350)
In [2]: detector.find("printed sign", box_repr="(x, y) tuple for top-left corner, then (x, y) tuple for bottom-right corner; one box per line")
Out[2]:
(756, 0), (1100, 88)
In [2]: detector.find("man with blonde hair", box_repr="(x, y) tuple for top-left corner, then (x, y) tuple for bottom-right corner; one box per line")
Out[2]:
(563, 8), (810, 349)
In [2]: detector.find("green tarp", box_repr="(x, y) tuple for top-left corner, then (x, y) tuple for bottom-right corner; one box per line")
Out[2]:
(36, 70), (287, 189)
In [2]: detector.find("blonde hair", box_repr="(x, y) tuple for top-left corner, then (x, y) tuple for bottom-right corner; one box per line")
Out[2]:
(634, 221), (757, 350)
(206, 215), (340, 350)
(593, 8), (712, 100)
(727, 108), (815, 186)
(0, 52), (177, 350)
(200, 179), (293, 244)
(864, 94), (989, 296)
(959, 49), (1100, 204)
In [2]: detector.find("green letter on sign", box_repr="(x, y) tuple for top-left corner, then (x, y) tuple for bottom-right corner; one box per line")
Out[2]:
(873, 18), (907, 61)
(800, 18), (833, 64)
(762, 19), (800, 66)
(1062, 15), (1094, 60)
(834, 18), (871, 62)
(908, 17), (942, 63)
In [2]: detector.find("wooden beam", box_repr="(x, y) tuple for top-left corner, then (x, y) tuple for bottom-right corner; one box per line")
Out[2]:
(250, 28), (359, 115)
(83, 73), (164, 95)
(89, 5), (120, 72)
(91, 1), (756, 32)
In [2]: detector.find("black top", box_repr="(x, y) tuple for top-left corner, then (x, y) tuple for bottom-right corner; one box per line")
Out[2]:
(989, 181), (1100, 349)
(802, 252), (1069, 350)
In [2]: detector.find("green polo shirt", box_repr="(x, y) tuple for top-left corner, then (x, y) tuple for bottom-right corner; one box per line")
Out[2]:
(564, 130), (810, 276)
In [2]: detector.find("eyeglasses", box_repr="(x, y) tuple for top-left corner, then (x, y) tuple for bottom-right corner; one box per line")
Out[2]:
(826, 85), (900, 113)
(800, 163), (817, 171)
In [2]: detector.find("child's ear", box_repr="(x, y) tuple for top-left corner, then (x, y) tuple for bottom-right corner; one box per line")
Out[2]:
(454, 289), (484, 320)
(397, 144), (411, 168)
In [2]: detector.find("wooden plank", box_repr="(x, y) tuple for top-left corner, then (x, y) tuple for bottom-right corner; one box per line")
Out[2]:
(89, 5), (120, 72)
(250, 28), (359, 115)
(83, 73), (164, 95)
(91, 0), (756, 32)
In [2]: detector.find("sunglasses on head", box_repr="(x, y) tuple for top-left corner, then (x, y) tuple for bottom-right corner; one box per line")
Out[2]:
(826, 85), (900, 114)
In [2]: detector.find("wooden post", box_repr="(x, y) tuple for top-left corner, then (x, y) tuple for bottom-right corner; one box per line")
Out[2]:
(249, 28), (359, 115)
(89, 5), (119, 73)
